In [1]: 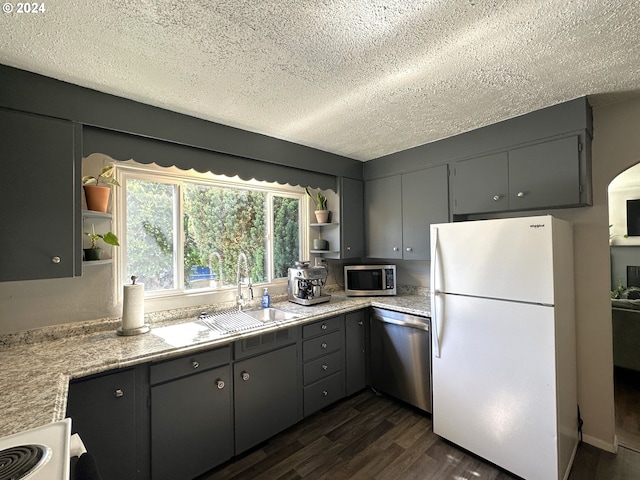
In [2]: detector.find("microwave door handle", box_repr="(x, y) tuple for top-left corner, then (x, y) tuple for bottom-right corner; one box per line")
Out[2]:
(430, 226), (441, 358)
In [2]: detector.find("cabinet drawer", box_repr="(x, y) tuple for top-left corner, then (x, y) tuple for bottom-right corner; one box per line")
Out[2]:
(302, 316), (342, 339)
(304, 372), (344, 416)
(304, 350), (343, 386)
(150, 346), (231, 385)
(303, 330), (342, 361)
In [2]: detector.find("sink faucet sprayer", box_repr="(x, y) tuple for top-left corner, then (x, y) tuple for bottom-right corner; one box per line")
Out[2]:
(236, 252), (253, 310)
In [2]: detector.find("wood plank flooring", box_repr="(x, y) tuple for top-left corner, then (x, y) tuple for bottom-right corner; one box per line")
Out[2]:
(615, 366), (640, 451)
(197, 389), (640, 480)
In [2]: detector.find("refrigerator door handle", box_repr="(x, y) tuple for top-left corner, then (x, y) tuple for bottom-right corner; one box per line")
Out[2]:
(430, 226), (441, 358)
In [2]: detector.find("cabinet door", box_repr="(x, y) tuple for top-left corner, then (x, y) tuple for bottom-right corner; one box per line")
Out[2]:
(340, 177), (365, 258)
(402, 165), (449, 260)
(67, 369), (139, 480)
(452, 152), (508, 214)
(234, 344), (299, 454)
(151, 365), (232, 480)
(508, 135), (581, 210)
(345, 310), (366, 396)
(1, 109), (80, 281)
(365, 175), (402, 259)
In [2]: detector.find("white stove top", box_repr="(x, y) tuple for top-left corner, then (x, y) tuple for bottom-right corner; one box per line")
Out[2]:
(0, 419), (70, 480)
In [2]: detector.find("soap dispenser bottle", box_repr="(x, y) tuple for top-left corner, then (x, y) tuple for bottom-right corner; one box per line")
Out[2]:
(262, 287), (270, 308)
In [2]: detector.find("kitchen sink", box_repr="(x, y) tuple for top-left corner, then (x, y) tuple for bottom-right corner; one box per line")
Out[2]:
(242, 308), (300, 323)
(198, 308), (300, 334)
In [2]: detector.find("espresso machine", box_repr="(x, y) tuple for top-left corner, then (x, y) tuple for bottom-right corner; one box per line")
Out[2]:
(288, 261), (331, 305)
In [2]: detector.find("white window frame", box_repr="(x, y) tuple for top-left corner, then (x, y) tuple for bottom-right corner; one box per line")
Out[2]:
(113, 161), (308, 310)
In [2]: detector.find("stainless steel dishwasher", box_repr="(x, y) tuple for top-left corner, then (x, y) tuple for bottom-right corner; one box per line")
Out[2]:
(369, 307), (432, 413)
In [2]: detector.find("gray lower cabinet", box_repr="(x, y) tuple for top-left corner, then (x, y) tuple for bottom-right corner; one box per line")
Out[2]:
(366, 165), (449, 260)
(234, 342), (299, 454)
(150, 346), (232, 480)
(67, 367), (147, 480)
(345, 310), (367, 396)
(302, 315), (345, 416)
(340, 177), (365, 258)
(453, 134), (586, 215)
(1, 108), (81, 282)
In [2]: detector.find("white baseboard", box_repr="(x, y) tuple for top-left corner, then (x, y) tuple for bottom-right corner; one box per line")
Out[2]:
(582, 433), (618, 453)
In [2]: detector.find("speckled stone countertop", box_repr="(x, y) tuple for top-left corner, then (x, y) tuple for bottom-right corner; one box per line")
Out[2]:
(0, 291), (429, 438)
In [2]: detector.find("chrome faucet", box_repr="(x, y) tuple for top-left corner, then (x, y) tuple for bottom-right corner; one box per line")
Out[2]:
(208, 251), (223, 288)
(236, 252), (253, 310)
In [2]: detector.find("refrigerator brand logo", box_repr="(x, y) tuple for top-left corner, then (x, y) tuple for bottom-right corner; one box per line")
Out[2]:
(529, 223), (546, 228)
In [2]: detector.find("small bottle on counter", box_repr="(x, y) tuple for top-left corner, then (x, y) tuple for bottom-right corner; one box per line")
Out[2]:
(262, 287), (271, 308)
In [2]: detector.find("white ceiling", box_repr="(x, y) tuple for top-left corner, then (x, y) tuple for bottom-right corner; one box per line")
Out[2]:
(1, 1), (639, 161)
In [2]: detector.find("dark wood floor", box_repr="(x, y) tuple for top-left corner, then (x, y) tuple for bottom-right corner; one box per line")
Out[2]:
(198, 389), (640, 480)
(615, 366), (640, 451)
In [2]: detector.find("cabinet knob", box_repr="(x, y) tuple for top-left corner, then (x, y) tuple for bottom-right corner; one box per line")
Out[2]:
(392, 247), (399, 252)
(216, 380), (225, 390)
(241, 371), (250, 381)
(405, 247), (413, 252)
(114, 389), (124, 398)
(321, 342), (328, 349)
(192, 361), (199, 369)
(493, 195), (500, 201)
(51, 256), (61, 264)
(322, 390), (328, 397)
(321, 324), (327, 330)
(347, 246), (351, 251)
(322, 364), (328, 371)
(517, 191), (525, 198)
(358, 321), (363, 326)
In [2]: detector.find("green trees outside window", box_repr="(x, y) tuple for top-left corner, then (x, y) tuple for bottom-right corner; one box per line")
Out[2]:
(123, 173), (302, 294)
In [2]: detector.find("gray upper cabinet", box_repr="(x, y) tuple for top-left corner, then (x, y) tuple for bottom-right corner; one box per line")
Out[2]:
(1, 108), (81, 281)
(452, 152), (508, 214)
(340, 177), (365, 258)
(508, 135), (581, 210)
(402, 165), (449, 260)
(453, 135), (586, 215)
(365, 175), (403, 259)
(366, 165), (449, 260)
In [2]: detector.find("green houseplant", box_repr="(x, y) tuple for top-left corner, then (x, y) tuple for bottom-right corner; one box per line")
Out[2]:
(305, 187), (330, 223)
(84, 225), (120, 261)
(83, 165), (120, 212)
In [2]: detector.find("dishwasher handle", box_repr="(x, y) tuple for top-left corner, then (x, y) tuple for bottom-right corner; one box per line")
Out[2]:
(370, 308), (429, 332)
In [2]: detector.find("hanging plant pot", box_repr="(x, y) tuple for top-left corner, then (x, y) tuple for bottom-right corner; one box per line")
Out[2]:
(315, 210), (330, 223)
(84, 185), (111, 212)
(83, 247), (103, 261)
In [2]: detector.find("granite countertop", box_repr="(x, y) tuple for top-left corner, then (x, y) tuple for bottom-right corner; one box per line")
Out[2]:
(0, 292), (430, 438)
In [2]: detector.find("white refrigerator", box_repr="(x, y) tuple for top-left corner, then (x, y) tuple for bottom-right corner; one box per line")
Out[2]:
(430, 215), (578, 480)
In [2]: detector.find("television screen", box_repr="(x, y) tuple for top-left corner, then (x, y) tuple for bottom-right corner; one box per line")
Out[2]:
(627, 199), (640, 236)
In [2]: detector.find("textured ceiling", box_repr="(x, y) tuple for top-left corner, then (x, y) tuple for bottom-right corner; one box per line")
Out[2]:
(1, 1), (639, 161)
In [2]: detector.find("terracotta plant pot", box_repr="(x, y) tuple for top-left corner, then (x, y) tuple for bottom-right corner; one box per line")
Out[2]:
(314, 210), (330, 223)
(83, 248), (102, 261)
(84, 185), (111, 212)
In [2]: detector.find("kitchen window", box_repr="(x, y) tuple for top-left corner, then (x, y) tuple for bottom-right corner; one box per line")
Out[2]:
(115, 163), (305, 300)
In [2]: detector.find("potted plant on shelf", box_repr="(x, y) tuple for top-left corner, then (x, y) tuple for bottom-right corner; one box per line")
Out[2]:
(84, 225), (120, 261)
(305, 187), (330, 223)
(82, 165), (120, 212)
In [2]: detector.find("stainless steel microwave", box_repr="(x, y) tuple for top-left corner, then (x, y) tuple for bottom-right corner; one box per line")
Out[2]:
(344, 265), (397, 296)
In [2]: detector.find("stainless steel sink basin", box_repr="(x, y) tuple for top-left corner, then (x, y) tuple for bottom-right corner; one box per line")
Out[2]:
(242, 308), (300, 323)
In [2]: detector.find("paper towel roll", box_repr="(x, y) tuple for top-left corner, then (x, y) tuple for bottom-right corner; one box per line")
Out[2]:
(122, 282), (144, 331)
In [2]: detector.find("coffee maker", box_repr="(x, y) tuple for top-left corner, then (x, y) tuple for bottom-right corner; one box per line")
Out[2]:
(288, 261), (331, 305)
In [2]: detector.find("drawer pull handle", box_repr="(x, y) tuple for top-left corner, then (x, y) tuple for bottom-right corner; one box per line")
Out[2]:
(406, 247), (413, 252)
(192, 361), (199, 369)
(216, 380), (225, 390)
(493, 195), (500, 201)
(52, 256), (61, 264)
(322, 364), (328, 371)
(358, 320), (363, 326)
(321, 324), (327, 330)
(321, 342), (327, 349)
(322, 390), (328, 397)
(114, 389), (124, 398)
(241, 371), (250, 381)
(517, 191), (525, 198)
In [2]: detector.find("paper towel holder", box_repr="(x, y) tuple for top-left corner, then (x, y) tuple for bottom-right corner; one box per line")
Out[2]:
(117, 275), (151, 336)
